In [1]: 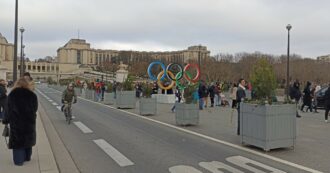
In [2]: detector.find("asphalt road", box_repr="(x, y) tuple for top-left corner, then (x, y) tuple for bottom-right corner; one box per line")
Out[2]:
(36, 84), (316, 173)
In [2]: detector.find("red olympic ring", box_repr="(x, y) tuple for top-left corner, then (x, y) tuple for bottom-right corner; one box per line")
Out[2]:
(183, 64), (200, 83)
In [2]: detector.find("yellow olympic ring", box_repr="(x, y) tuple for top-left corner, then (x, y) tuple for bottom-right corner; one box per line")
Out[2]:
(157, 71), (176, 90)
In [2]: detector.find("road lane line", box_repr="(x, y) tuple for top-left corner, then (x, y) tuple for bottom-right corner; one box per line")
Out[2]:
(73, 121), (92, 133)
(45, 87), (322, 173)
(52, 102), (58, 106)
(93, 139), (134, 167)
(56, 106), (62, 111)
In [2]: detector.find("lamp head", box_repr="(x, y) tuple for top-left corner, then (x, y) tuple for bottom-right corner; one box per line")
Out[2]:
(286, 24), (292, 31)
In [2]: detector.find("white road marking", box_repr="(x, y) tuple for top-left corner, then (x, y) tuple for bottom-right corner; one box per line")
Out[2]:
(93, 139), (134, 167)
(56, 106), (62, 111)
(199, 161), (244, 173)
(226, 156), (286, 173)
(52, 102), (58, 106)
(49, 99), (53, 102)
(73, 121), (93, 133)
(169, 166), (202, 173)
(46, 87), (322, 173)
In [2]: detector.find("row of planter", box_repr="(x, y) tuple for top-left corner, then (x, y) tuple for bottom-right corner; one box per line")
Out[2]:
(47, 85), (296, 151)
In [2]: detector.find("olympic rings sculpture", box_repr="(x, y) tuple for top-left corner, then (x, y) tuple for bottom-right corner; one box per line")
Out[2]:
(147, 61), (201, 90)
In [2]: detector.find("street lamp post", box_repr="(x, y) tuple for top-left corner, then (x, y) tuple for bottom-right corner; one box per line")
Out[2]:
(286, 24), (292, 101)
(13, 0), (18, 82)
(22, 44), (25, 73)
(19, 27), (25, 77)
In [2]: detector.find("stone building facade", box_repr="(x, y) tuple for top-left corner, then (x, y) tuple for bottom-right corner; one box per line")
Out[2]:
(317, 55), (330, 62)
(1, 33), (210, 80)
(57, 39), (210, 66)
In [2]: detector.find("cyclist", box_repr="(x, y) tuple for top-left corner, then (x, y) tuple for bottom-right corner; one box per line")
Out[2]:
(61, 83), (77, 122)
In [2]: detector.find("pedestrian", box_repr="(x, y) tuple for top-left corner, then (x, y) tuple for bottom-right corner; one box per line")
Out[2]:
(208, 83), (215, 107)
(203, 83), (209, 108)
(301, 81), (313, 112)
(0, 79), (7, 122)
(230, 83), (238, 109)
(236, 78), (246, 135)
(101, 81), (106, 101)
(324, 84), (330, 123)
(311, 84), (319, 113)
(171, 87), (182, 112)
(2, 78), (38, 166)
(214, 82), (220, 106)
(289, 81), (302, 118)
(112, 81), (117, 99)
(198, 80), (206, 110)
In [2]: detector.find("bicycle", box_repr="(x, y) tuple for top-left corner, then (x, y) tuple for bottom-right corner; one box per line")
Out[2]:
(63, 101), (73, 124)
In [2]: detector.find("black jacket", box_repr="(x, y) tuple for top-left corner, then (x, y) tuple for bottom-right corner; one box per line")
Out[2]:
(325, 87), (330, 109)
(2, 88), (38, 149)
(289, 84), (301, 102)
(236, 86), (246, 103)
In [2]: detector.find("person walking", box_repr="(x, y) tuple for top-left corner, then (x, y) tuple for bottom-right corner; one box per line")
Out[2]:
(214, 82), (220, 106)
(236, 79), (246, 135)
(324, 84), (330, 123)
(289, 81), (302, 118)
(311, 84), (319, 113)
(301, 81), (313, 112)
(2, 78), (38, 166)
(230, 83), (238, 109)
(208, 83), (215, 107)
(198, 81), (206, 110)
(171, 87), (182, 112)
(0, 79), (7, 122)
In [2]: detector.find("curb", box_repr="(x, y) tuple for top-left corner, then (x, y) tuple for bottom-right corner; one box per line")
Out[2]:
(36, 111), (59, 173)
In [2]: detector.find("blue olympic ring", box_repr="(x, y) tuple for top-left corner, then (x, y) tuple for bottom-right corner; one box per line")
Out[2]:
(147, 61), (166, 81)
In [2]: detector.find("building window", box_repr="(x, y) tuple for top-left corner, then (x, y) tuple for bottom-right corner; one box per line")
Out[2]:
(77, 50), (81, 64)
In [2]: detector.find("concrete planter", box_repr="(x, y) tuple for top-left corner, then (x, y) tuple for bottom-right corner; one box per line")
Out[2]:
(103, 92), (115, 105)
(151, 94), (175, 103)
(175, 103), (199, 126)
(139, 98), (157, 115)
(116, 91), (136, 109)
(240, 103), (296, 151)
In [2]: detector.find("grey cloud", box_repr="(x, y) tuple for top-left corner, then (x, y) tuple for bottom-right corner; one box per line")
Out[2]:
(1, 0), (330, 59)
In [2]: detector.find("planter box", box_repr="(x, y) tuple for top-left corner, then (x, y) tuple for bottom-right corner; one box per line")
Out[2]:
(103, 92), (115, 105)
(240, 103), (296, 151)
(175, 103), (199, 126)
(151, 94), (175, 103)
(139, 98), (157, 115)
(116, 91), (136, 109)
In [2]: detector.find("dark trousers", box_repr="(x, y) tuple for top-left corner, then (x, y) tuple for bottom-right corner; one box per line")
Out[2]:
(210, 97), (214, 107)
(325, 107), (330, 120)
(301, 101), (312, 112)
(237, 103), (241, 135)
(13, 147), (32, 165)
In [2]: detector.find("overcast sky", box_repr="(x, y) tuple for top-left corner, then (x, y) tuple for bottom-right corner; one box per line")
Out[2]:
(1, 0), (330, 59)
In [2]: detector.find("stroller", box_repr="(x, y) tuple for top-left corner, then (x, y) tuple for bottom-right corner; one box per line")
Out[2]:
(220, 93), (230, 107)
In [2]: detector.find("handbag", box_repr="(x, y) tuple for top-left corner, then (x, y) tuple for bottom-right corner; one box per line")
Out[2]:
(2, 124), (9, 137)
(2, 124), (10, 148)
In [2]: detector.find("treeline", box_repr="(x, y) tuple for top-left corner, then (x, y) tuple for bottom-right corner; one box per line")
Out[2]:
(99, 51), (330, 87)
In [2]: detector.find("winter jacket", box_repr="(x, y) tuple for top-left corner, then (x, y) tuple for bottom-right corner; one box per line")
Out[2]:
(236, 85), (246, 103)
(325, 87), (330, 109)
(2, 87), (38, 149)
(62, 88), (77, 103)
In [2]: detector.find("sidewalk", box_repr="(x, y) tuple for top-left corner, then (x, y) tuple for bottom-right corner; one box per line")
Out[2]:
(0, 111), (59, 173)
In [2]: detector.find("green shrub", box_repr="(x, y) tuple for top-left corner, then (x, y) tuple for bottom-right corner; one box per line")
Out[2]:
(184, 84), (198, 104)
(250, 58), (277, 104)
(122, 75), (134, 91)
